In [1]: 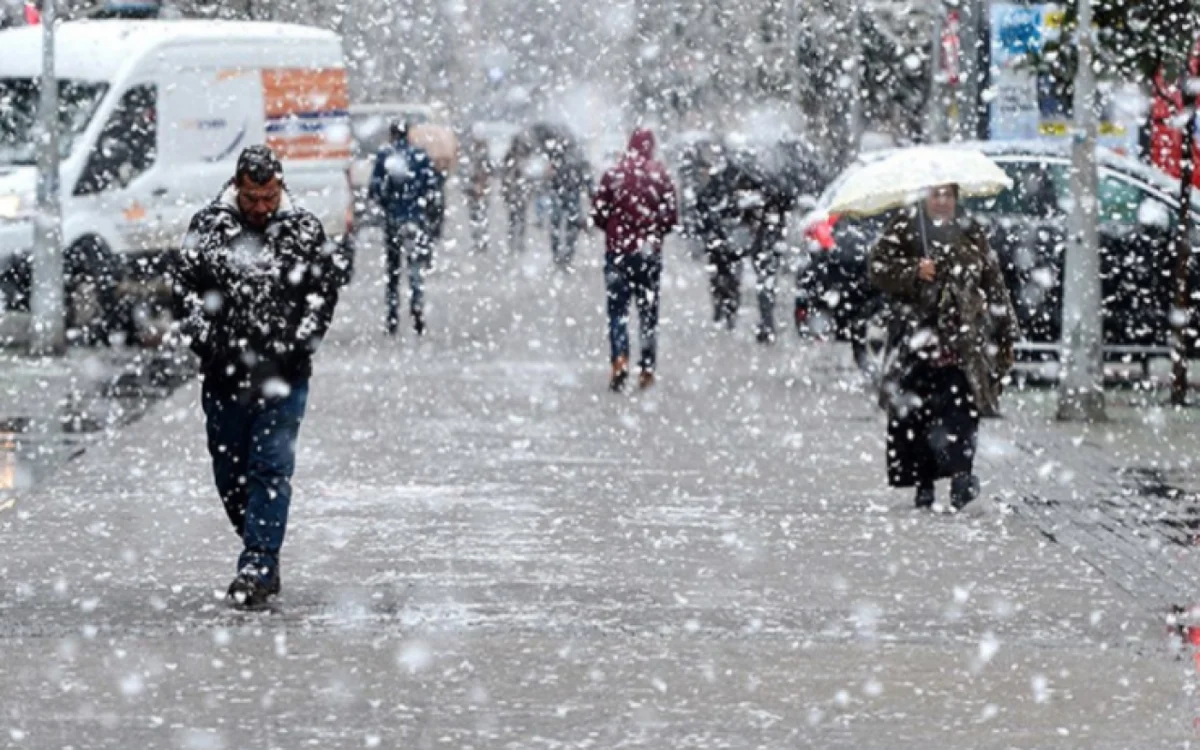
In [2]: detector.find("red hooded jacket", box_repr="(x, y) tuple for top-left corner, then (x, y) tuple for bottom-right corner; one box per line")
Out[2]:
(591, 128), (678, 254)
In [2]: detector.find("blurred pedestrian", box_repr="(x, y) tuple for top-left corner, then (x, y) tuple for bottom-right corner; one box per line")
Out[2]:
(544, 132), (592, 268)
(463, 130), (494, 254)
(368, 120), (442, 336)
(502, 134), (534, 254)
(172, 145), (344, 609)
(868, 184), (1018, 510)
(695, 148), (791, 343)
(591, 128), (678, 391)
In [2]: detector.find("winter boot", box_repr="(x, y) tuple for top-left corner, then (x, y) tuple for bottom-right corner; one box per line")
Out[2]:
(756, 326), (777, 345)
(413, 311), (426, 337)
(609, 356), (629, 393)
(950, 474), (980, 511)
(638, 369), (655, 390)
(914, 482), (935, 509)
(226, 566), (280, 610)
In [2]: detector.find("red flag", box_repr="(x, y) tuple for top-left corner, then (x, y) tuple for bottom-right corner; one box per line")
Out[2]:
(23, 2), (41, 24)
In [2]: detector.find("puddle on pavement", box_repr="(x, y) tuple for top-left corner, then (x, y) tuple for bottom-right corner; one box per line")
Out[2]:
(1121, 466), (1200, 547)
(0, 351), (192, 506)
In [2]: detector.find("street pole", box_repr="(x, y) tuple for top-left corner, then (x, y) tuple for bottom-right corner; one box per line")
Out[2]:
(956, 0), (981, 141)
(1170, 80), (1196, 406)
(925, 0), (944, 142)
(30, 0), (64, 356)
(1056, 0), (1105, 421)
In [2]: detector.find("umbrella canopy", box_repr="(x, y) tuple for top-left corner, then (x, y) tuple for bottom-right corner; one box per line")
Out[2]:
(827, 147), (1012, 217)
(409, 123), (458, 174)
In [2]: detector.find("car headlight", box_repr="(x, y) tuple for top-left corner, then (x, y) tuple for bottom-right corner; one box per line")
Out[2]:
(0, 194), (32, 220)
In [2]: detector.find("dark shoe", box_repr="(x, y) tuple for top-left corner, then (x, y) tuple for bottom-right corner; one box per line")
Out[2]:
(637, 369), (655, 390)
(226, 567), (279, 610)
(609, 356), (629, 393)
(413, 312), (426, 337)
(915, 484), (935, 509)
(756, 327), (777, 345)
(951, 474), (980, 511)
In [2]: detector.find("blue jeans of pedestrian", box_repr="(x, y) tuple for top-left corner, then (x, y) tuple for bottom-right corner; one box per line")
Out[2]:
(549, 191), (582, 266)
(605, 251), (662, 372)
(201, 378), (309, 581)
(385, 222), (431, 332)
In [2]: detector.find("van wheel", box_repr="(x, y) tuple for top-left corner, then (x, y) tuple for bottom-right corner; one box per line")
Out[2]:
(64, 238), (120, 346)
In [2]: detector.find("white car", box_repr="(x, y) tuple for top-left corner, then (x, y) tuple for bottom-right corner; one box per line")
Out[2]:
(0, 20), (353, 340)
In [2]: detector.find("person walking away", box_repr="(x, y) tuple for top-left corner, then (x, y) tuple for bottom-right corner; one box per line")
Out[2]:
(502, 135), (534, 254)
(592, 128), (678, 391)
(464, 130), (494, 254)
(368, 120), (442, 336)
(546, 135), (592, 268)
(172, 145), (344, 608)
(696, 150), (772, 336)
(868, 184), (1018, 510)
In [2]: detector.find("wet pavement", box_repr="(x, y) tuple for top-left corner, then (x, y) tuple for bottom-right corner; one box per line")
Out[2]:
(0, 346), (191, 510)
(3, 219), (1200, 748)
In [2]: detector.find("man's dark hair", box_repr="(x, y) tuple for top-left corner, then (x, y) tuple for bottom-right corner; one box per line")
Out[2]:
(236, 145), (283, 185)
(390, 120), (409, 142)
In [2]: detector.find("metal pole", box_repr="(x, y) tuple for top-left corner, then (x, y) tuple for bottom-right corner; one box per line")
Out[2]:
(30, 0), (64, 356)
(925, 0), (944, 142)
(1056, 0), (1106, 421)
(956, 0), (981, 141)
(1170, 90), (1196, 406)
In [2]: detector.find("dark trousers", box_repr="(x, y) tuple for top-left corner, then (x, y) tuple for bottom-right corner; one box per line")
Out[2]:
(751, 244), (782, 336)
(708, 240), (781, 334)
(467, 193), (489, 254)
(385, 222), (431, 332)
(201, 378), (309, 579)
(606, 251), (662, 372)
(886, 364), (979, 488)
(549, 191), (582, 266)
(506, 199), (527, 254)
(708, 245), (742, 327)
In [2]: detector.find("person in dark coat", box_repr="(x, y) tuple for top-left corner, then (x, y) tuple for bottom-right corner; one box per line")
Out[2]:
(172, 145), (344, 608)
(592, 128), (679, 391)
(543, 132), (592, 268)
(368, 120), (442, 336)
(868, 184), (1019, 510)
(696, 149), (793, 343)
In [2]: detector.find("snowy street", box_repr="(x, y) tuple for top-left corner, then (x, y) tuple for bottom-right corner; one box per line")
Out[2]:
(2, 214), (1198, 748)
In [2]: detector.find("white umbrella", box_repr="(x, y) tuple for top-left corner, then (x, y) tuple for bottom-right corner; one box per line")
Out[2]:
(827, 147), (1013, 217)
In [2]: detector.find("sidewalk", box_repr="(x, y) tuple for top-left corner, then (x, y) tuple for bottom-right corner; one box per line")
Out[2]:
(0, 233), (1195, 748)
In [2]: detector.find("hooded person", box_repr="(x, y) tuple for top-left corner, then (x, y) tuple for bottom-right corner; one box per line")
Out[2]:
(867, 183), (1019, 511)
(368, 119), (442, 336)
(591, 128), (679, 391)
(171, 144), (345, 608)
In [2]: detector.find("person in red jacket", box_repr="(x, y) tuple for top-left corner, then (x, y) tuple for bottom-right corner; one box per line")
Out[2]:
(591, 128), (679, 391)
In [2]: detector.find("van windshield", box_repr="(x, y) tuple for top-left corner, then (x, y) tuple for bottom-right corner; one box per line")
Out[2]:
(0, 78), (109, 165)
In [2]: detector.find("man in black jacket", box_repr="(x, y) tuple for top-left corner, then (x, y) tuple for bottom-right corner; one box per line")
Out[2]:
(172, 145), (344, 609)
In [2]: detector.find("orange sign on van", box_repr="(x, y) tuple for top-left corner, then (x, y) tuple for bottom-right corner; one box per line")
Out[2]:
(261, 68), (351, 161)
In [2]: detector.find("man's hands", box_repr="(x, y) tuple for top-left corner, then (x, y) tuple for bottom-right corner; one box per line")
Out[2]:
(917, 259), (936, 283)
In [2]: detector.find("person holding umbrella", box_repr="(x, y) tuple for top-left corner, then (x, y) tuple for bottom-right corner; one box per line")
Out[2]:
(838, 148), (1019, 510)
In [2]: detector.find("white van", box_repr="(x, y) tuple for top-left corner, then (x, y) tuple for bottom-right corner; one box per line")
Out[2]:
(0, 20), (353, 336)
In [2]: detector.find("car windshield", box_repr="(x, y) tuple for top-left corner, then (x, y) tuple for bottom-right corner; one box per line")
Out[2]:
(0, 78), (109, 165)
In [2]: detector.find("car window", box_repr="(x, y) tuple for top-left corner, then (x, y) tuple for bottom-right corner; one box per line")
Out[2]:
(1098, 172), (1173, 228)
(963, 160), (1065, 218)
(74, 84), (156, 195)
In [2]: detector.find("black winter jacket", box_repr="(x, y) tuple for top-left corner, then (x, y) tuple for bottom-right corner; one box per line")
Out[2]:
(173, 185), (343, 397)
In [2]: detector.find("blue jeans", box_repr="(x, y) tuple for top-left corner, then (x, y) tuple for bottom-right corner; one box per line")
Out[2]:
(549, 191), (582, 266)
(385, 222), (431, 331)
(201, 378), (309, 580)
(605, 251), (662, 372)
